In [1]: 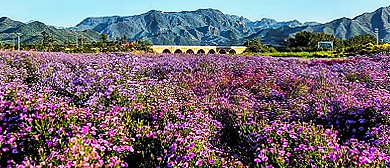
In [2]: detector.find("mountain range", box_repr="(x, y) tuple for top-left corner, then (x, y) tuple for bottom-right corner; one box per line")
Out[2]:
(1, 6), (390, 46)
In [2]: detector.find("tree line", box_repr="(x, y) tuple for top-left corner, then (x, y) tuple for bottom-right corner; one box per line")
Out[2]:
(0, 31), (153, 53)
(244, 31), (381, 56)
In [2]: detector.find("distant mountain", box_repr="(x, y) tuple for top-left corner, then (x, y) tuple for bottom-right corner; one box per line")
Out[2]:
(251, 6), (390, 45)
(74, 9), (318, 46)
(2, 6), (390, 46)
(249, 18), (319, 30)
(0, 17), (100, 44)
(313, 6), (390, 40)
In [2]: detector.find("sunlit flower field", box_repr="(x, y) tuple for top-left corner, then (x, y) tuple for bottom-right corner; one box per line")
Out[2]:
(1, 51), (390, 167)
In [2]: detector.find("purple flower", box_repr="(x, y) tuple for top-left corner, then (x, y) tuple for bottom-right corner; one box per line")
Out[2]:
(299, 144), (306, 150)
(121, 162), (129, 167)
(262, 156), (268, 162)
(187, 152), (195, 161)
(167, 162), (174, 167)
(359, 156), (372, 164)
(170, 143), (177, 151)
(195, 159), (203, 166)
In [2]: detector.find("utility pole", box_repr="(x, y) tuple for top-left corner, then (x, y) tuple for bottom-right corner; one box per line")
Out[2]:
(11, 33), (15, 50)
(375, 28), (379, 45)
(16, 33), (22, 52)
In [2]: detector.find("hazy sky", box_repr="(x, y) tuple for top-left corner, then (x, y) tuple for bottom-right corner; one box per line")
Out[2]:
(0, 0), (389, 27)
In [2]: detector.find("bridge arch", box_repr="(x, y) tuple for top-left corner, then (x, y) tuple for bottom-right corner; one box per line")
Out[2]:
(197, 49), (205, 54)
(162, 49), (171, 53)
(174, 49), (183, 54)
(186, 49), (195, 54)
(229, 49), (236, 54)
(208, 49), (216, 54)
(219, 49), (227, 54)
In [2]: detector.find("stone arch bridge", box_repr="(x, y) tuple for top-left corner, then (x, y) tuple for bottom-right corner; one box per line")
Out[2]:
(151, 45), (247, 54)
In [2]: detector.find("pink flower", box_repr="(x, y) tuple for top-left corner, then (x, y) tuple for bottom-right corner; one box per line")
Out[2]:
(195, 159), (203, 166)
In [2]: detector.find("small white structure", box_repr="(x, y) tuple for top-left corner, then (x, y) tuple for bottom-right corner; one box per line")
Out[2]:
(318, 41), (334, 50)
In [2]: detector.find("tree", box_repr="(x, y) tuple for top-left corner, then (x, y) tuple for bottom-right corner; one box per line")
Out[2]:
(288, 31), (339, 49)
(135, 40), (153, 52)
(344, 34), (376, 47)
(244, 38), (262, 53)
(101, 33), (109, 43)
(41, 31), (54, 46)
(243, 38), (277, 53)
(77, 36), (85, 47)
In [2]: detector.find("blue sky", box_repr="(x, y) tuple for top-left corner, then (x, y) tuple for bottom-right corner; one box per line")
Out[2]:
(0, 0), (389, 27)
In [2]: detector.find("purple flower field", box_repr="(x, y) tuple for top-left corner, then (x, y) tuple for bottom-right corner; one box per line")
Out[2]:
(1, 51), (390, 167)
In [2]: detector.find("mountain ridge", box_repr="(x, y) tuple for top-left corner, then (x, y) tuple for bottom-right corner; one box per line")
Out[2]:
(72, 8), (323, 45)
(1, 6), (390, 46)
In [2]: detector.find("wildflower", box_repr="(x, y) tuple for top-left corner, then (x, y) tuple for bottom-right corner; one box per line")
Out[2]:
(195, 159), (203, 166)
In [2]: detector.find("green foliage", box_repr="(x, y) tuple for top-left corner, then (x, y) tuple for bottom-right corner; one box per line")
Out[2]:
(41, 31), (54, 46)
(101, 33), (109, 43)
(77, 37), (85, 47)
(244, 38), (262, 52)
(287, 31), (339, 49)
(260, 51), (336, 58)
(337, 34), (377, 55)
(279, 31), (387, 57)
(134, 40), (153, 53)
(344, 34), (376, 46)
(244, 39), (277, 53)
(242, 51), (336, 58)
(0, 38), (152, 53)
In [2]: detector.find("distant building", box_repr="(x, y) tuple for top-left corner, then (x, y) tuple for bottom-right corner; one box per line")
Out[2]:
(318, 41), (334, 50)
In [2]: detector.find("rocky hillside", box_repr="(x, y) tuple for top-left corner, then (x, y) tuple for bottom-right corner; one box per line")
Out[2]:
(2, 6), (390, 46)
(0, 17), (100, 44)
(74, 8), (319, 46)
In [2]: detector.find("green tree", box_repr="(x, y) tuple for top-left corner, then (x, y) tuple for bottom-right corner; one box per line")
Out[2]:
(244, 38), (262, 53)
(288, 31), (339, 49)
(41, 31), (54, 46)
(135, 40), (153, 52)
(77, 36), (85, 47)
(243, 39), (277, 53)
(344, 34), (376, 47)
(101, 33), (109, 43)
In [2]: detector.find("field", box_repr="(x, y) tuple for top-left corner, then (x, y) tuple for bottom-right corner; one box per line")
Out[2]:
(1, 51), (390, 167)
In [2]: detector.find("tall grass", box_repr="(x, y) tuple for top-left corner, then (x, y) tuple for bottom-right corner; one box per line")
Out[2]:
(240, 51), (337, 58)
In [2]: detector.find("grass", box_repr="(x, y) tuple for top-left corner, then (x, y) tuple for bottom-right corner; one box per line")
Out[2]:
(240, 51), (338, 58)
